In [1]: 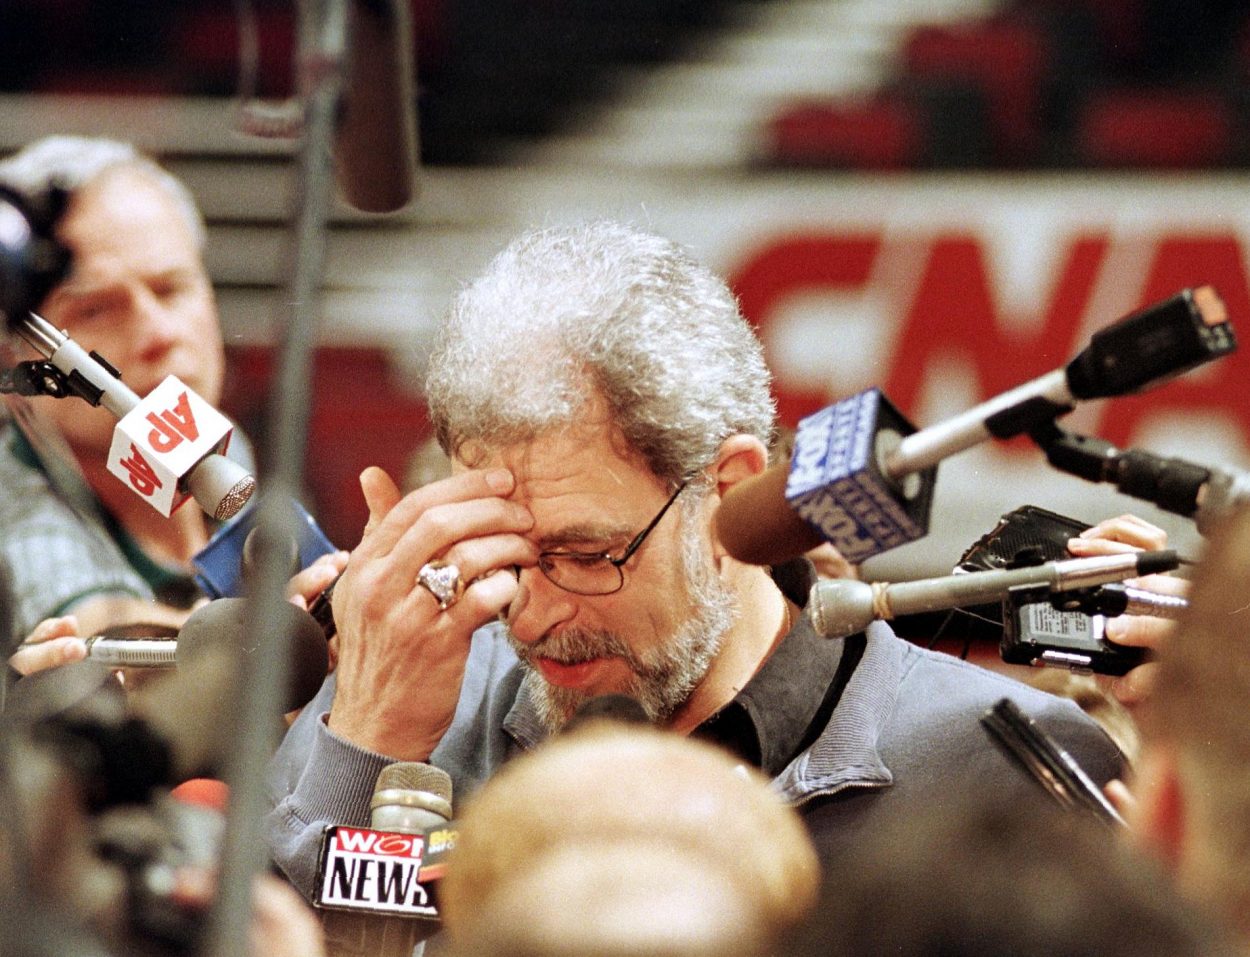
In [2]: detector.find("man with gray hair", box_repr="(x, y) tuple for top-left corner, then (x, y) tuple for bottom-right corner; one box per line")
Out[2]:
(0, 137), (339, 664)
(266, 220), (1125, 902)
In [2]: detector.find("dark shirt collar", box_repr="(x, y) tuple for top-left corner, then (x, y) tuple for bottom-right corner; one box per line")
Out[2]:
(693, 560), (858, 776)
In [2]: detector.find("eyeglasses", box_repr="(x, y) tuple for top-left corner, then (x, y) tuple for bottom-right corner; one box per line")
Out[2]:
(534, 481), (688, 596)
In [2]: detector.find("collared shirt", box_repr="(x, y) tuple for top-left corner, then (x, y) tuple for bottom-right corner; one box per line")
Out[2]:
(694, 560), (863, 775)
(269, 572), (1127, 901)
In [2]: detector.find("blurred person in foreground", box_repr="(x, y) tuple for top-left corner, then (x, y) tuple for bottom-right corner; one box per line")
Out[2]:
(0, 136), (344, 674)
(780, 782), (1239, 957)
(1118, 500), (1250, 946)
(266, 220), (1124, 901)
(439, 717), (819, 957)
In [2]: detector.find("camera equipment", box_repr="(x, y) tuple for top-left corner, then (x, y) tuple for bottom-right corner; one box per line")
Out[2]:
(959, 505), (1188, 675)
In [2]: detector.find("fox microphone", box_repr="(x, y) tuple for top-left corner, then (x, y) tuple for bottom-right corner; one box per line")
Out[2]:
(717, 287), (1234, 566)
(11, 311), (255, 520)
(318, 763), (452, 957)
(807, 550), (1179, 640)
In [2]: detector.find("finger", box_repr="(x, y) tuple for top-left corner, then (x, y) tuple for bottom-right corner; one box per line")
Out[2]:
(285, 550), (349, 601)
(1077, 514), (1168, 550)
(439, 533), (539, 585)
(1065, 536), (1139, 557)
(386, 496), (534, 575)
(1122, 572), (1189, 597)
(24, 615), (79, 645)
(1104, 778), (1137, 819)
(443, 567), (522, 624)
(1111, 661), (1158, 707)
(1104, 614), (1175, 651)
(359, 468), (518, 559)
(360, 466), (403, 539)
(10, 636), (88, 676)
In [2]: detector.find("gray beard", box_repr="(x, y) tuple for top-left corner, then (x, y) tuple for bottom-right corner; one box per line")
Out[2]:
(508, 500), (736, 733)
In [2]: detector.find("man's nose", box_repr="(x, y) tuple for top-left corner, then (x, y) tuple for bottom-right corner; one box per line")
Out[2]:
(127, 284), (181, 352)
(505, 566), (578, 644)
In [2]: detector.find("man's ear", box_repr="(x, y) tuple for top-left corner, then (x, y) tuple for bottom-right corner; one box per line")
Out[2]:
(1131, 745), (1187, 874)
(709, 434), (769, 500)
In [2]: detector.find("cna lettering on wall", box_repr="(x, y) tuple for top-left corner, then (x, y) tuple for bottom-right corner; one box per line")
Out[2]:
(729, 232), (1250, 451)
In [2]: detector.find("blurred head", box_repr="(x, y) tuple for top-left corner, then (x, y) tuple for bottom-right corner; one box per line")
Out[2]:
(425, 222), (777, 730)
(782, 785), (1238, 957)
(439, 721), (820, 957)
(0, 136), (222, 456)
(1133, 502), (1250, 939)
(1018, 668), (1140, 766)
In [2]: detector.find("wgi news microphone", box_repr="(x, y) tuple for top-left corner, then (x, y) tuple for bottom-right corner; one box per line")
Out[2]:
(716, 286), (1235, 566)
(318, 763), (457, 957)
(12, 311), (255, 519)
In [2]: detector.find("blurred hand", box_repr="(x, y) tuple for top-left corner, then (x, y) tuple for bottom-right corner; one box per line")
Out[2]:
(172, 870), (326, 957)
(1065, 513), (1187, 710)
(10, 615), (86, 676)
(285, 550), (350, 609)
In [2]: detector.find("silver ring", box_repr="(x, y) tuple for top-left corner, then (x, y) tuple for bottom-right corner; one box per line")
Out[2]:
(416, 560), (465, 610)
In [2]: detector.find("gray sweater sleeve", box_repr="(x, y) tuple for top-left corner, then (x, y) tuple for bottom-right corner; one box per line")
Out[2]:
(264, 625), (525, 900)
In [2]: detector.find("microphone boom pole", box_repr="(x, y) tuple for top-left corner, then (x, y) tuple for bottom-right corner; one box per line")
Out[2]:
(204, 2), (353, 955)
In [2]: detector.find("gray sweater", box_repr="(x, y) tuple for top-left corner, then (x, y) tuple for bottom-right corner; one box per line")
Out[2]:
(265, 616), (1124, 898)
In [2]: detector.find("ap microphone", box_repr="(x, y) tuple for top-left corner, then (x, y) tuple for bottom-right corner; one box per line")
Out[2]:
(319, 763), (452, 957)
(807, 550), (1179, 640)
(717, 286), (1235, 566)
(73, 598), (328, 714)
(11, 311), (255, 520)
(333, 0), (420, 212)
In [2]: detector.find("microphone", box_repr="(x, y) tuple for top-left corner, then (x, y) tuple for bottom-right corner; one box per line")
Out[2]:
(562, 694), (651, 733)
(0, 184), (70, 327)
(68, 598), (328, 714)
(11, 311), (255, 520)
(717, 286), (1235, 566)
(807, 550), (1179, 640)
(334, 0), (420, 212)
(1032, 422), (1250, 537)
(318, 763), (452, 956)
(1052, 582), (1190, 620)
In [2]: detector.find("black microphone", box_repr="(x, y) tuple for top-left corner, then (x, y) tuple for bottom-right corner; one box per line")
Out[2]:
(59, 599), (328, 714)
(334, 0), (419, 212)
(318, 763), (451, 957)
(806, 550), (1179, 640)
(0, 184), (70, 327)
(716, 287), (1234, 566)
(562, 694), (651, 733)
(1032, 422), (1250, 537)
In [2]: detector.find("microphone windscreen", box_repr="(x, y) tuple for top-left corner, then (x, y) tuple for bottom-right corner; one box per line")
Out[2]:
(715, 463), (826, 566)
(335, 0), (419, 212)
(375, 761), (453, 803)
(563, 694), (651, 733)
(177, 598), (328, 713)
(172, 777), (230, 813)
